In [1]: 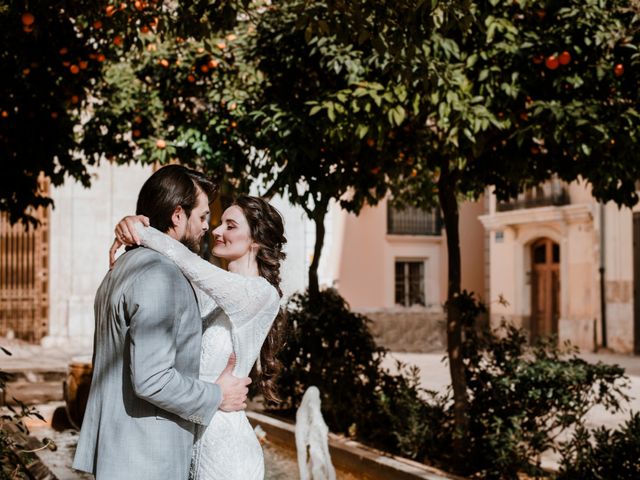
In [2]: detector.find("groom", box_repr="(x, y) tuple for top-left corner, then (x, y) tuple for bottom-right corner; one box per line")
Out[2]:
(73, 165), (251, 479)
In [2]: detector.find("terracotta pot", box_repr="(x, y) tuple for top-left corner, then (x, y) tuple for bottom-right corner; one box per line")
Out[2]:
(63, 355), (93, 429)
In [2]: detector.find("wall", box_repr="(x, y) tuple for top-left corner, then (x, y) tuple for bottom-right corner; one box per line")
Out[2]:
(480, 181), (637, 353)
(46, 161), (153, 346)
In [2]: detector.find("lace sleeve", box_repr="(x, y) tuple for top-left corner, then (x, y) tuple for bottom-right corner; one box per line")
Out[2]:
(136, 224), (271, 326)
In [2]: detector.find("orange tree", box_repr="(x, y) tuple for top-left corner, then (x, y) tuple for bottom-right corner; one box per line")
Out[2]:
(237, 0), (426, 299)
(283, 0), (640, 462)
(0, 0), (250, 223)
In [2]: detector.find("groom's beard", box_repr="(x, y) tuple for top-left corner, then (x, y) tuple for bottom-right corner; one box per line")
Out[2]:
(181, 233), (202, 254)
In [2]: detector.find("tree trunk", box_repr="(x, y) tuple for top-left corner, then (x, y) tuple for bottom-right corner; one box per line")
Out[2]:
(437, 170), (470, 459)
(308, 209), (326, 301)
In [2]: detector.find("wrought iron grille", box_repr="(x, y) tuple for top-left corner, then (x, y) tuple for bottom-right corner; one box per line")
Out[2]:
(387, 204), (442, 235)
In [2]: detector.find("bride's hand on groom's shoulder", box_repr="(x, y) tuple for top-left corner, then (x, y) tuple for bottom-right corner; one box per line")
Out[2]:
(109, 214), (150, 268)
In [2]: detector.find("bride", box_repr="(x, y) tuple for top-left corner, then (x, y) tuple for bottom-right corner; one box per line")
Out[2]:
(112, 195), (287, 479)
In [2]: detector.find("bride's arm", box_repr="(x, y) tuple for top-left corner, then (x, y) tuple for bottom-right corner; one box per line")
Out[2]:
(135, 224), (267, 325)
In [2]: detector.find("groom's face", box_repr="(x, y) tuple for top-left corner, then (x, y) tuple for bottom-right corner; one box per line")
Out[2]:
(180, 189), (210, 253)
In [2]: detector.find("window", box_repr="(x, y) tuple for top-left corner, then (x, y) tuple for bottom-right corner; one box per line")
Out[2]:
(387, 204), (442, 235)
(395, 261), (425, 307)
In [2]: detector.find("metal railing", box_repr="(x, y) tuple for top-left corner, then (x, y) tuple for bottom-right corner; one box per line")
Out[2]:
(387, 204), (442, 236)
(496, 179), (570, 212)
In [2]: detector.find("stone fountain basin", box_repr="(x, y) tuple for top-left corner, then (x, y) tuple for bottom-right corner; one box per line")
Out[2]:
(247, 411), (463, 480)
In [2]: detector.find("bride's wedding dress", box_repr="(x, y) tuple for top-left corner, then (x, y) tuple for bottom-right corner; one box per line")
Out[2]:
(137, 225), (280, 480)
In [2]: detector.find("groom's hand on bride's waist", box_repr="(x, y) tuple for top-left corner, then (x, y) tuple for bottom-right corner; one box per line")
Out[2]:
(215, 353), (251, 412)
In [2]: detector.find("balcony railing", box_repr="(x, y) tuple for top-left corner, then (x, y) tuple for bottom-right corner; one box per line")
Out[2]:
(496, 179), (570, 212)
(387, 204), (442, 236)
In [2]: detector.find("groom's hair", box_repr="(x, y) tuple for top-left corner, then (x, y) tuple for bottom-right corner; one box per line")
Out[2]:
(136, 165), (217, 233)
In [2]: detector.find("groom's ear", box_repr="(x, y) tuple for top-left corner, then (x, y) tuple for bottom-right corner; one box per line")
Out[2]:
(171, 205), (185, 228)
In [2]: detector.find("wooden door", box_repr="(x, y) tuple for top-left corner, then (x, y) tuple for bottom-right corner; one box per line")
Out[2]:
(0, 208), (49, 342)
(530, 238), (560, 339)
(634, 213), (640, 355)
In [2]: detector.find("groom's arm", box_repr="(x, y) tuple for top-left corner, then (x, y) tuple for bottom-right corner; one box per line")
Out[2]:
(123, 261), (220, 426)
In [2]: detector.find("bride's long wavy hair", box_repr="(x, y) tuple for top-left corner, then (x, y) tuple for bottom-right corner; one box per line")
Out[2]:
(233, 196), (287, 403)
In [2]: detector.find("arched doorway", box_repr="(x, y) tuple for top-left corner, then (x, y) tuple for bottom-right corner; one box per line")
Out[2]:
(530, 238), (560, 340)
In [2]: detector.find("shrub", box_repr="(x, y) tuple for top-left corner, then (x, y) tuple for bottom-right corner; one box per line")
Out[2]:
(271, 289), (633, 479)
(557, 412), (640, 480)
(1, 347), (45, 480)
(374, 361), (450, 463)
(457, 292), (630, 478)
(270, 289), (386, 435)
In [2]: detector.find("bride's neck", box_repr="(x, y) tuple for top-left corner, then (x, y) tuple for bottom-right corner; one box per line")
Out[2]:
(227, 253), (260, 277)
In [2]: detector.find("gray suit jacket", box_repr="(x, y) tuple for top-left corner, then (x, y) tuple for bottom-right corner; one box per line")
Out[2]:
(73, 247), (221, 480)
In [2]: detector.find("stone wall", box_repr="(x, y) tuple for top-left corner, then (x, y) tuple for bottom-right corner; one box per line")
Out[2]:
(357, 309), (447, 353)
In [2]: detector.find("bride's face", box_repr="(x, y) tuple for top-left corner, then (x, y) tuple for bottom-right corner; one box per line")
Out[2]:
(212, 205), (254, 261)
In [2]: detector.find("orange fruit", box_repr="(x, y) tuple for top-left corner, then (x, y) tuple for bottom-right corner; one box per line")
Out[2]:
(156, 139), (166, 149)
(71, 95), (79, 104)
(70, 64), (80, 74)
(50, 112), (58, 119)
(79, 60), (88, 69)
(216, 42), (226, 50)
(208, 59), (219, 68)
(105, 5), (116, 16)
(200, 64), (209, 73)
(113, 35), (123, 46)
(187, 74), (196, 83)
(134, 1), (144, 10)
(97, 53), (106, 62)
(558, 51), (571, 65)
(159, 58), (169, 68)
(545, 55), (559, 70)
(93, 20), (103, 29)
(140, 25), (149, 34)
(132, 129), (141, 137)
(1, 111), (8, 118)
(614, 63), (624, 77)
(21, 12), (35, 26)
(59, 47), (68, 55)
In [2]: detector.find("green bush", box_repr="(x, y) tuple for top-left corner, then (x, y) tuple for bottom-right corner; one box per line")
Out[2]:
(270, 289), (385, 435)
(1, 347), (45, 480)
(374, 361), (450, 463)
(557, 412), (640, 479)
(455, 292), (630, 478)
(271, 289), (633, 479)
(271, 289), (449, 462)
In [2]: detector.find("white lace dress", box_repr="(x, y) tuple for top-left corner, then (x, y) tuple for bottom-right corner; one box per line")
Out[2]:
(137, 225), (280, 480)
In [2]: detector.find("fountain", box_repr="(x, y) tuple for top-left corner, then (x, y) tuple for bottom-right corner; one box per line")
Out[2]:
(295, 386), (336, 480)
